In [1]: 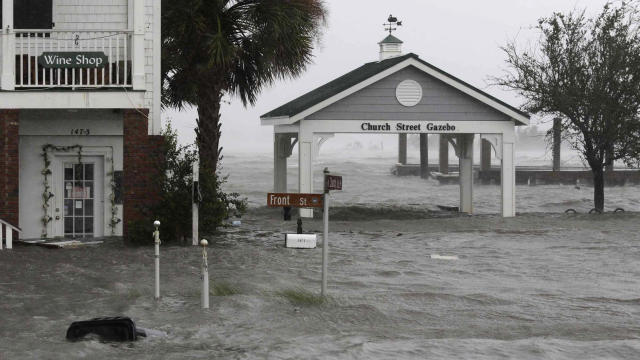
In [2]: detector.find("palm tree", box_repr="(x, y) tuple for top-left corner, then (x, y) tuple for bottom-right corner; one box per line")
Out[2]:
(162, 0), (327, 173)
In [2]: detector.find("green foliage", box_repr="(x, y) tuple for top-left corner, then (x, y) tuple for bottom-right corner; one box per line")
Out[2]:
(277, 288), (328, 306)
(126, 123), (247, 245)
(162, 0), (327, 108)
(495, 1), (640, 209)
(161, 0), (327, 174)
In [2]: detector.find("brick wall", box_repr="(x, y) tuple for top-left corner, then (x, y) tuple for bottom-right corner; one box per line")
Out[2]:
(123, 109), (164, 238)
(0, 110), (19, 228)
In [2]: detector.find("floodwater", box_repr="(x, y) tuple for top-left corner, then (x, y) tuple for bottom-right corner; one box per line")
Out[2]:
(1, 152), (640, 359)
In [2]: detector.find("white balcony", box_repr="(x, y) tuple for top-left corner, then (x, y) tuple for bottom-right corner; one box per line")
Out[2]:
(13, 30), (133, 88)
(0, 0), (146, 93)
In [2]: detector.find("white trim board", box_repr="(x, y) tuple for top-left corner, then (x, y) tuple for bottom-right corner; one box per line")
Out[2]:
(0, 91), (145, 109)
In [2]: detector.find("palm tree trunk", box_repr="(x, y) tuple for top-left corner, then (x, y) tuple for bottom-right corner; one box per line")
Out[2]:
(195, 87), (223, 173)
(592, 166), (605, 211)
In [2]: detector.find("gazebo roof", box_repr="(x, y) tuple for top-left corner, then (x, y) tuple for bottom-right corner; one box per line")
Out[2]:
(261, 53), (530, 125)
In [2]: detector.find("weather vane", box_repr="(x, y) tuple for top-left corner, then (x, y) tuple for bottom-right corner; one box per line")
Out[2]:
(383, 14), (402, 35)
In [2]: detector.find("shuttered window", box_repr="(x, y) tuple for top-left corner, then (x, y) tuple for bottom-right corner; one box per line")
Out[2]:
(14, 0), (53, 29)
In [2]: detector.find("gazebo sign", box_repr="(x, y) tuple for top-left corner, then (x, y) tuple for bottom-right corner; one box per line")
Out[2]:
(38, 52), (109, 69)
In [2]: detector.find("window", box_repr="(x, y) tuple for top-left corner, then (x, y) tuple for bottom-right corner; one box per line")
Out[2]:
(0, 0), (53, 29)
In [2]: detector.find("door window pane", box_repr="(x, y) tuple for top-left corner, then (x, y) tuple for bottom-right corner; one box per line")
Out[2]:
(65, 181), (73, 198)
(84, 182), (94, 199)
(74, 164), (83, 180)
(74, 200), (83, 216)
(84, 218), (94, 234)
(64, 165), (74, 180)
(85, 164), (94, 180)
(64, 199), (72, 216)
(73, 182), (84, 198)
(84, 200), (94, 216)
(64, 217), (73, 234)
(74, 218), (83, 235)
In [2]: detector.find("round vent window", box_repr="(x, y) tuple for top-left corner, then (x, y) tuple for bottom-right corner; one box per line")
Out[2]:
(396, 79), (423, 107)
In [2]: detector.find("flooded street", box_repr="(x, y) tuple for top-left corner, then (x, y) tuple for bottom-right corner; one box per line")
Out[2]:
(2, 210), (640, 359)
(2, 153), (640, 359)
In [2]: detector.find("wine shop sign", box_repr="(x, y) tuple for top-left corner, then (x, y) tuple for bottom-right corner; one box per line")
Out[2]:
(38, 52), (108, 69)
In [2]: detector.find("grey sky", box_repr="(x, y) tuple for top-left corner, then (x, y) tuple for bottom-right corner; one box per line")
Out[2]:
(164, 0), (613, 153)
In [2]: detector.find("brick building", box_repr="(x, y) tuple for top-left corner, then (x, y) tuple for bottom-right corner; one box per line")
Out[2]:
(0, 0), (162, 240)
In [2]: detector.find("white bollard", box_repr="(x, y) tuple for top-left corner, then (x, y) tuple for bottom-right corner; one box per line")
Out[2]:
(192, 161), (199, 246)
(153, 220), (161, 300)
(201, 239), (209, 309)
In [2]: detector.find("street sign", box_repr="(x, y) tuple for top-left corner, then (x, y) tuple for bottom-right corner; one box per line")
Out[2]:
(325, 174), (342, 191)
(267, 193), (323, 208)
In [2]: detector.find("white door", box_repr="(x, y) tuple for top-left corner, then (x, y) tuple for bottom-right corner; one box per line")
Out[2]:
(56, 157), (104, 238)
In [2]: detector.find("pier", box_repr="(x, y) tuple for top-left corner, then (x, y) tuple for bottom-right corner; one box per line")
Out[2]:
(392, 163), (640, 186)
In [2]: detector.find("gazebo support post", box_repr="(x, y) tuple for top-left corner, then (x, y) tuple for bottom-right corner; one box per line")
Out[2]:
(501, 140), (516, 217)
(274, 134), (288, 193)
(439, 135), (449, 174)
(458, 134), (474, 214)
(398, 134), (407, 165)
(298, 130), (314, 218)
(419, 134), (429, 179)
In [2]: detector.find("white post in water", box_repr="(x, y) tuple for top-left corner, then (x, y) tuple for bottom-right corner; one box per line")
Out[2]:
(322, 168), (330, 297)
(201, 239), (210, 309)
(153, 220), (161, 300)
(192, 161), (199, 246)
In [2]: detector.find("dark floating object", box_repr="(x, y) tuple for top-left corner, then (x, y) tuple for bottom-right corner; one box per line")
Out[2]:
(437, 205), (459, 212)
(565, 209), (578, 214)
(589, 208), (603, 214)
(614, 208), (625, 213)
(66, 317), (145, 342)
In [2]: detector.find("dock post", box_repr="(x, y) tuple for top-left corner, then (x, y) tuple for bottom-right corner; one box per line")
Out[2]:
(439, 135), (449, 174)
(419, 134), (429, 178)
(480, 139), (492, 171)
(398, 134), (407, 165)
(553, 118), (561, 171)
(605, 145), (614, 172)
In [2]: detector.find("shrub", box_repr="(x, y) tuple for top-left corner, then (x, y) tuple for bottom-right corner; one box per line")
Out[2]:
(126, 123), (246, 244)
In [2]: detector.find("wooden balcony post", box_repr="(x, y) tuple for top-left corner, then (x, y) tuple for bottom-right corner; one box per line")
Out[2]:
(131, 0), (145, 90)
(0, 0), (15, 90)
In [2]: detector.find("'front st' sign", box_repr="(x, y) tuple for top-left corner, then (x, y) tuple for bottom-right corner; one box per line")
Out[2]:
(38, 52), (109, 69)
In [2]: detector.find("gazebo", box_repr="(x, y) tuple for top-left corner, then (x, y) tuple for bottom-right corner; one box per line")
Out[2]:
(261, 31), (529, 218)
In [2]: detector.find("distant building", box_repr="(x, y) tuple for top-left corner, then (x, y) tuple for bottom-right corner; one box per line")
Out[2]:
(0, 1), (162, 239)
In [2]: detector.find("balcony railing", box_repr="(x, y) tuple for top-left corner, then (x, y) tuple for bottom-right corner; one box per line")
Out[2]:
(14, 30), (132, 89)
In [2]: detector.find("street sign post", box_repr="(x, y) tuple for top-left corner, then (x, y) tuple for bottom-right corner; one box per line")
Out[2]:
(267, 168), (342, 298)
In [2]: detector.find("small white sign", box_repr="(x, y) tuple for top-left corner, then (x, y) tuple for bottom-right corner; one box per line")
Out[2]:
(285, 234), (317, 249)
(75, 200), (83, 209)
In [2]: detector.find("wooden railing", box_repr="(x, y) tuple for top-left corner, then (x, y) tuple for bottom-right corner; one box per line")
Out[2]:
(0, 219), (21, 250)
(14, 30), (132, 89)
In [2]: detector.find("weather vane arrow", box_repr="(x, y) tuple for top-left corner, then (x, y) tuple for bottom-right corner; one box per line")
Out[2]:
(383, 14), (403, 35)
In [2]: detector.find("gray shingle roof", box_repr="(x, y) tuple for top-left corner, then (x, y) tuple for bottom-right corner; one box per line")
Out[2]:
(261, 53), (529, 121)
(379, 34), (403, 44)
